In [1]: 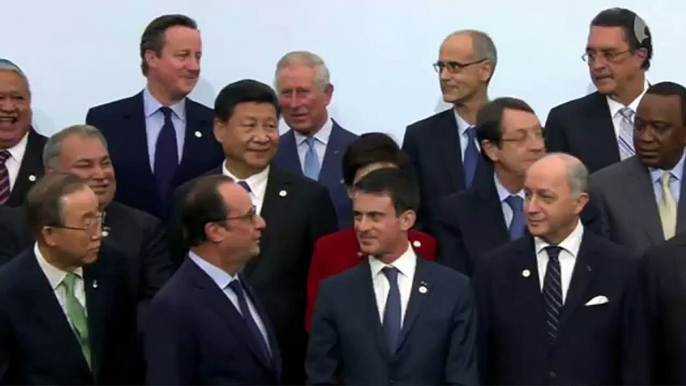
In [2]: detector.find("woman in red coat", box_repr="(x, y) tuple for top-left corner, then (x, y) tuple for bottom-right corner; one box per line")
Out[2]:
(305, 133), (436, 331)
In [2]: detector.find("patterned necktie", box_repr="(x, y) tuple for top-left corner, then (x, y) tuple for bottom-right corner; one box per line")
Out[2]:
(303, 136), (320, 180)
(154, 106), (179, 200)
(542, 246), (563, 345)
(0, 150), (10, 205)
(381, 266), (401, 354)
(658, 172), (677, 239)
(618, 107), (635, 160)
(505, 195), (526, 240)
(228, 280), (271, 362)
(62, 272), (91, 369)
(463, 126), (479, 187)
(237, 181), (251, 193)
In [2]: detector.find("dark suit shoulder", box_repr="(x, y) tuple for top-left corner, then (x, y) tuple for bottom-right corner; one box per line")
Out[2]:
(405, 109), (453, 133)
(549, 92), (605, 115)
(275, 166), (328, 194)
(185, 98), (213, 118)
(332, 123), (359, 141)
(423, 258), (471, 289)
(0, 250), (33, 295)
(87, 93), (141, 116)
(590, 157), (638, 181)
(107, 201), (160, 228)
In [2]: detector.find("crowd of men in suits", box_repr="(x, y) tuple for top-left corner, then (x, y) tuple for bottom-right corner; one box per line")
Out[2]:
(0, 6), (685, 386)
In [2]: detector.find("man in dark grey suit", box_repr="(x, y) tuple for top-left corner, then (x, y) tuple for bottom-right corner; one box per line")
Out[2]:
(307, 168), (478, 385)
(590, 81), (686, 254)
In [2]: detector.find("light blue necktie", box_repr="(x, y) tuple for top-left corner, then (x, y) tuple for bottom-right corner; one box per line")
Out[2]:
(618, 107), (635, 160)
(463, 126), (479, 187)
(303, 136), (320, 180)
(505, 195), (526, 240)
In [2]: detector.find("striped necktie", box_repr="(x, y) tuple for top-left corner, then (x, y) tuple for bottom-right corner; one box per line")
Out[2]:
(542, 246), (563, 345)
(618, 107), (635, 160)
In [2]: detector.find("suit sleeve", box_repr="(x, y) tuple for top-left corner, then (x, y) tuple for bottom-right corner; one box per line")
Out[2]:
(85, 108), (101, 129)
(580, 194), (608, 239)
(401, 126), (429, 232)
(588, 175), (612, 240)
(433, 199), (471, 275)
(543, 107), (569, 153)
(620, 258), (652, 384)
(306, 279), (341, 385)
(306, 239), (327, 333)
(145, 296), (195, 385)
(444, 276), (479, 386)
(471, 254), (493, 384)
(111, 256), (144, 384)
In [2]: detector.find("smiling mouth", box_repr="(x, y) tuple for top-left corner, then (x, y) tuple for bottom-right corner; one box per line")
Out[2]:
(0, 117), (18, 126)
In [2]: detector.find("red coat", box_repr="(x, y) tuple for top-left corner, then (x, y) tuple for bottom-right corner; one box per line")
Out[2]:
(305, 228), (437, 332)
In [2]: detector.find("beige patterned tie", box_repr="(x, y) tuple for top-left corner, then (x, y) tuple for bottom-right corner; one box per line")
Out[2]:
(658, 172), (677, 240)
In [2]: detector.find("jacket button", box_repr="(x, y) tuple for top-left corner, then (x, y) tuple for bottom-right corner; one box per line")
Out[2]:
(549, 370), (557, 378)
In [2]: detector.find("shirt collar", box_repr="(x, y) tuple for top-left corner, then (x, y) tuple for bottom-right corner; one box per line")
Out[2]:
(493, 172), (525, 202)
(292, 117), (334, 146)
(649, 151), (686, 184)
(3, 130), (29, 163)
(453, 110), (473, 136)
(143, 87), (186, 121)
(34, 243), (84, 290)
(368, 242), (417, 279)
(188, 250), (238, 290)
(221, 162), (270, 195)
(606, 78), (650, 118)
(534, 220), (584, 258)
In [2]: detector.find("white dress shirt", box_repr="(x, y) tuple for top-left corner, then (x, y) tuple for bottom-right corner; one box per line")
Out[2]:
(142, 87), (187, 170)
(188, 251), (271, 352)
(368, 243), (417, 328)
(3, 130), (28, 190)
(222, 162), (270, 215)
(34, 243), (87, 319)
(292, 117), (333, 169)
(606, 79), (649, 138)
(493, 172), (525, 228)
(534, 220), (584, 303)
(454, 110), (480, 163)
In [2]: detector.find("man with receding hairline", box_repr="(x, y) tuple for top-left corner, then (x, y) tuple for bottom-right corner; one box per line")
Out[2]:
(402, 30), (496, 231)
(473, 153), (650, 385)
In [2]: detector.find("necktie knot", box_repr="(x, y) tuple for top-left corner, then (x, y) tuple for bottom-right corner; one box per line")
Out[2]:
(305, 136), (317, 149)
(62, 272), (79, 293)
(619, 107), (635, 121)
(505, 195), (524, 211)
(466, 125), (477, 141)
(0, 150), (10, 164)
(228, 279), (244, 295)
(661, 172), (672, 188)
(382, 266), (399, 282)
(545, 246), (562, 262)
(159, 106), (173, 120)
(237, 180), (251, 193)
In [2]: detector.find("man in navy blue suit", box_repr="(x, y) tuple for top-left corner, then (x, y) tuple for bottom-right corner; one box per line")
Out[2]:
(145, 174), (281, 385)
(402, 30), (497, 231)
(273, 51), (358, 229)
(307, 168), (478, 385)
(473, 153), (650, 385)
(86, 14), (223, 219)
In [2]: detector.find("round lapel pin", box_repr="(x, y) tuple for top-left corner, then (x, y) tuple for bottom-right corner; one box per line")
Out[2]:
(28, 174), (36, 182)
(92, 280), (99, 289)
(522, 269), (531, 278)
(194, 131), (202, 138)
(412, 240), (422, 248)
(419, 285), (428, 294)
(279, 190), (287, 197)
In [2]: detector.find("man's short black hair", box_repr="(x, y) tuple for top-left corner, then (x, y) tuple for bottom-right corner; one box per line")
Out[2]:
(354, 168), (419, 215)
(181, 174), (234, 248)
(341, 133), (409, 186)
(591, 8), (652, 70)
(476, 97), (536, 146)
(214, 79), (281, 123)
(645, 81), (686, 126)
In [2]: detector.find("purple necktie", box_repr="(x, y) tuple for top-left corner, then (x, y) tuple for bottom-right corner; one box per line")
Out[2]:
(0, 150), (11, 205)
(154, 107), (178, 199)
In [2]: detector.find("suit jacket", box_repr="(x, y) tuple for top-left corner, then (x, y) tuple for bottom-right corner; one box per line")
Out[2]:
(0, 247), (138, 385)
(170, 165), (338, 384)
(402, 109), (488, 231)
(307, 257), (478, 385)
(4, 128), (47, 207)
(145, 258), (281, 385)
(589, 156), (686, 255)
(274, 122), (358, 229)
(0, 202), (172, 314)
(545, 92), (620, 173)
(473, 231), (650, 385)
(85, 92), (224, 219)
(643, 232), (686, 384)
(305, 228), (437, 332)
(434, 172), (607, 276)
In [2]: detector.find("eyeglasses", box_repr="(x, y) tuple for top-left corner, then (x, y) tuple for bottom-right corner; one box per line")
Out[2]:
(433, 59), (487, 74)
(221, 205), (258, 223)
(581, 49), (631, 64)
(501, 128), (546, 144)
(50, 212), (104, 236)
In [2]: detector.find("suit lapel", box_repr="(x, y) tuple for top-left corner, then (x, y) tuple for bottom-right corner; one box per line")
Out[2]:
(394, 257), (431, 355)
(277, 130), (303, 176)
(676, 159), (686, 234)
(515, 240), (548, 344)
(239, 272), (280, 376)
(474, 176), (510, 245)
(175, 100), (214, 184)
(436, 111), (465, 191)
(626, 158), (664, 243)
(586, 93), (621, 166)
(358, 260), (392, 363)
(8, 128), (46, 206)
(187, 260), (274, 371)
(558, 233), (597, 330)
(319, 122), (345, 187)
(121, 92), (154, 178)
(84, 259), (106, 378)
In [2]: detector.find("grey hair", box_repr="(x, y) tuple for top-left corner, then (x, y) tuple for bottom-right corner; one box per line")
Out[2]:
(0, 59), (31, 94)
(43, 124), (109, 169)
(274, 51), (331, 90)
(544, 152), (589, 197)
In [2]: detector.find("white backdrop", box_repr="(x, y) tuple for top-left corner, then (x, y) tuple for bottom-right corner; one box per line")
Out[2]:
(4, 0), (685, 141)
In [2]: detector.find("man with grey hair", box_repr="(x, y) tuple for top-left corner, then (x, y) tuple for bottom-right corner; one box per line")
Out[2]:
(86, 15), (223, 219)
(0, 58), (47, 207)
(472, 153), (650, 384)
(273, 50), (358, 229)
(0, 124), (173, 319)
(402, 30), (497, 231)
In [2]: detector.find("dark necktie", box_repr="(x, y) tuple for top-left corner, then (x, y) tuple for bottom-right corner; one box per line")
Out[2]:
(463, 126), (479, 187)
(542, 246), (563, 344)
(505, 195), (526, 240)
(237, 181), (251, 193)
(228, 280), (271, 362)
(0, 150), (10, 205)
(382, 266), (401, 353)
(154, 107), (178, 200)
